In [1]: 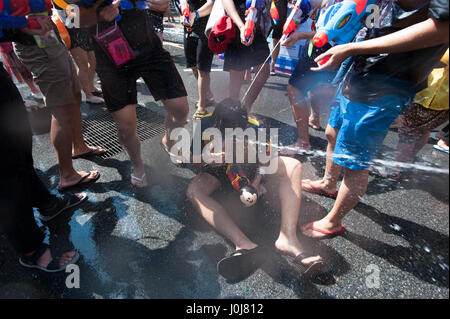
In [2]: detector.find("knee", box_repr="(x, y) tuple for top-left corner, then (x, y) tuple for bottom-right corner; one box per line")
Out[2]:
(117, 124), (136, 141)
(174, 102), (189, 121)
(186, 183), (199, 203)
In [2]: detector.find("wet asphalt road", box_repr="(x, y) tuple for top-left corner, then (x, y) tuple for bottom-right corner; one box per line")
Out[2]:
(0, 33), (448, 299)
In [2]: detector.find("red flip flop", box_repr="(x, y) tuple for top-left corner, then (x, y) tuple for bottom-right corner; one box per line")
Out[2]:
(303, 221), (346, 239)
(301, 180), (338, 198)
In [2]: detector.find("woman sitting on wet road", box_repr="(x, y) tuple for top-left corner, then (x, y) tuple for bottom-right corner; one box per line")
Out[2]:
(186, 99), (326, 281)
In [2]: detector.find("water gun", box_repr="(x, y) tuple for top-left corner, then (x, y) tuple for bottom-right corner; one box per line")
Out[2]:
(312, 0), (376, 48)
(226, 164), (258, 207)
(0, 0), (52, 37)
(244, 0), (263, 41)
(179, 0), (190, 24)
(282, 0), (311, 39)
(270, 0), (279, 25)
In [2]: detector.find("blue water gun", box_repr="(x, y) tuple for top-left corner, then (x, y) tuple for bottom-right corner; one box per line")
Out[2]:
(0, 0), (52, 37)
(312, 0), (376, 48)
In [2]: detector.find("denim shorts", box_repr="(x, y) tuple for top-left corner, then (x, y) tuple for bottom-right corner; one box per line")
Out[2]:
(331, 93), (411, 170)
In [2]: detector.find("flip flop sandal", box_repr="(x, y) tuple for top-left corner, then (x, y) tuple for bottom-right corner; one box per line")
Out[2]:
(279, 251), (327, 277)
(196, 98), (215, 108)
(160, 141), (186, 165)
(131, 173), (148, 188)
(302, 221), (346, 239)
(308, 122), (321, 130)
(39, 193), (88, 222)
(72, 146), (106, 159)
(217, 246), (267, 282)
(192, 109), (208, 120)
(19, 243), (80, 273)
(433, 144), (449, 154)
(301, 180), (338, 198)
(58, 171), (100, 192)
(270, 69), (276, 76)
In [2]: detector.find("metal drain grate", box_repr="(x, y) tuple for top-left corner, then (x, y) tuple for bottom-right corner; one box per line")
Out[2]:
(81, 105), (165, 158)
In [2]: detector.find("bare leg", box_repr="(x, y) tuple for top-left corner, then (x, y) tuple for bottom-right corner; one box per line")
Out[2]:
(302, 167), (369, 238)
(395, 132), (430, 163)
(160, 96), (189, 151)
(197, 70), (212, 113)
(270, 38), (281, 73)
(111, 104), (147, 187)
(302, 124), (342, 194)
(282, 84), (311, 152)
(242, 62), (270, 113)
(264, 157), (322, 265)
(70, 47), (96, 100)
(228, 69), (245, 104)
(50, 103), (99, 188)
(86, 51), (100, 93)
(187, 173), (257, 250)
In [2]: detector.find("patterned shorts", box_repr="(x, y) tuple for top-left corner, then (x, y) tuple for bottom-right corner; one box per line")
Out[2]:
(398, 103), (449, 143)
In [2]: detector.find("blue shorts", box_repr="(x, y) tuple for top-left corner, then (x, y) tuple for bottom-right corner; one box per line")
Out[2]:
(331, 93), (411, 170)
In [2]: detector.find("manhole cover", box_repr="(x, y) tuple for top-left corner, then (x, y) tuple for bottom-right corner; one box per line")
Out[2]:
(82, 105), (165, 158)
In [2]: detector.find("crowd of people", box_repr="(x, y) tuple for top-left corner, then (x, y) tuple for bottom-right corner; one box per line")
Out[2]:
(0, 0), (448, 282)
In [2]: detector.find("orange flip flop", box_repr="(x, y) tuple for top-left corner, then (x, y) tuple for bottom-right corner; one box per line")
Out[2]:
(303, 221), (346, 239)
(301, 180), (338, 198)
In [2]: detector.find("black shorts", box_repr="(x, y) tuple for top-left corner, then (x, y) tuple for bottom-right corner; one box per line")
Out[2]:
(68, 28), (95, 51)
(184, 31), (214, 72)
(223, 31), (270, 72)
(288, 41), (336, 95)
(97, 49), (188, 113)
(272, 0), (288, 40)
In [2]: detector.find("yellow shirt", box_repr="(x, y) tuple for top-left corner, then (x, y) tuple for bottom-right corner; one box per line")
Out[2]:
(414, 49), (449, 111)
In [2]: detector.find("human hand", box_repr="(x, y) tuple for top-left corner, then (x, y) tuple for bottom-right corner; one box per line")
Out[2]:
(146, 0), (170, 13)
(311, 43), (352, 71)
(98, 0), (121, 22)
(240, 25), (254, 46)
(21, 15), (53, 36)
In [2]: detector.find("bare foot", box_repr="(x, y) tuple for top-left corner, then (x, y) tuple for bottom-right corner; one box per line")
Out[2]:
(72, 145), (106, 158)
(279, 141), (311, 156)
(301, 219), (344, 239)
(301, 179), (338, 196)
(59, 171), (100, 190)
(308, 117), (320, 130)
(34, 248), (77, 268)
(275, 236), (322, 266)
(131, 167), (148, 188)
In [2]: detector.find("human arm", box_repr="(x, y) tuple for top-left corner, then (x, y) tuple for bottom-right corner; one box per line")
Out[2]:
(312, 17), (449, 71)
(186, 0), (215, 26)
(222, 0), (253, 46)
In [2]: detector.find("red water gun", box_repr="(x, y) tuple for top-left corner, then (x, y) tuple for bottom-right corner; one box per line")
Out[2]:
(0, 0), (52, 37)
(179, 0), (190, 24)
(282, 0), (311, 39)
(270, 0), (279, 25)
(244, 0), (258, 41)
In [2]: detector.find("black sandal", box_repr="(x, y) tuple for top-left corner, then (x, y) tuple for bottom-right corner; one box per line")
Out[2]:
(217, 246), (267, 282)
(19, 243), (80, 273)
(279, 251), (326, 277)
(38, 193), (88, 222)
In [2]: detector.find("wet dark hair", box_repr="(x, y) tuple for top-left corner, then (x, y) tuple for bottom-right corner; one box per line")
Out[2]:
(211, 98), (248, 135)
